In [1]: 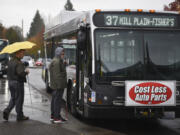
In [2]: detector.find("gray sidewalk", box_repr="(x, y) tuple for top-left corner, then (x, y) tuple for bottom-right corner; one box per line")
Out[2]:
(0, 76), (78, 135)
(0, 112), (78, 135)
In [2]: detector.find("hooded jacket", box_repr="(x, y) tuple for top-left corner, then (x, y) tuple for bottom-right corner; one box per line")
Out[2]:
(49, 57), (67, 90)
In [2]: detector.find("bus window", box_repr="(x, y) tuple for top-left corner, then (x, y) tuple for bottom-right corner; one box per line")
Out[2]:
(95, 29), (143, 79)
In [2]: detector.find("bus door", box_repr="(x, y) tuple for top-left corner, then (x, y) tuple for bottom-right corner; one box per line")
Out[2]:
(76, 28), (92, 109)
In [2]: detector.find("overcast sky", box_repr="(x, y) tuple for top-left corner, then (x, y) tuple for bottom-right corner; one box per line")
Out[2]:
(0, 0), (174, 36)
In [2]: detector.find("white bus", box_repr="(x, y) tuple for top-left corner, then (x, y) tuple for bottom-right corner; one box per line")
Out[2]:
(43, 9), (180, 119)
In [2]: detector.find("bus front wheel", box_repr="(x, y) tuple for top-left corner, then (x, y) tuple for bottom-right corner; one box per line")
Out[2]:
(69, 87), (78, 116)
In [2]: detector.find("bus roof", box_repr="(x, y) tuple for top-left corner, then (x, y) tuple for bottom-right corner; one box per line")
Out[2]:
(44, 9), (180, 40)
(44, 11), (89, 40)
(93, 9), (179, 14)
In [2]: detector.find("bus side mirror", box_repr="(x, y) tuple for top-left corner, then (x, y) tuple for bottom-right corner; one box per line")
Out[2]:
(77, 29), (86, 50)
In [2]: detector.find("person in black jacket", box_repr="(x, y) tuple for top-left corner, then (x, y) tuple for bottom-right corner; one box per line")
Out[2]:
(3, 49), (29, 121)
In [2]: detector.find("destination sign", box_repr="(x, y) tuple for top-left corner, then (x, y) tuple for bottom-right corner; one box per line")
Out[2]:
(93, 13), (179, 28)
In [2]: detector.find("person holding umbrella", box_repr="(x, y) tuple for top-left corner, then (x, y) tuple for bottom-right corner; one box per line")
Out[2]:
(0, 41), (36, 121)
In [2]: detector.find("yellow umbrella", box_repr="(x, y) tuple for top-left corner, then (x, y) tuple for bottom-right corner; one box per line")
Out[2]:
(0, 41), (36, 54)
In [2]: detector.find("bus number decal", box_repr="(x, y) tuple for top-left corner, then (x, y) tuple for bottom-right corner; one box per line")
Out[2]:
(105, 15), (112, 25)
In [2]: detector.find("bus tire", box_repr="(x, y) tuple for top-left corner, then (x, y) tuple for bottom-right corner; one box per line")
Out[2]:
(67, 81), (72, 110)
(70, 87), (78, 116)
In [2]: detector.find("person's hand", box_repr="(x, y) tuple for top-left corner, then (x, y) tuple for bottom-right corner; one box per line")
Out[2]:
(25, 68), (30, 74)
(63, 59), (69, 66)
(63, 60), (67, 65)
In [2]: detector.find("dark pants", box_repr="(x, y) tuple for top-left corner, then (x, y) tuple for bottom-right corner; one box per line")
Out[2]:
(51, 89), (64, 119)
(4, 80), (24, 118)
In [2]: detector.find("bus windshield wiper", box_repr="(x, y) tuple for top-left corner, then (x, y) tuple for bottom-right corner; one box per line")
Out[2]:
(98, 44), (110, 73)
(145, 41), (151, 64)
(145, 41), (168, 79)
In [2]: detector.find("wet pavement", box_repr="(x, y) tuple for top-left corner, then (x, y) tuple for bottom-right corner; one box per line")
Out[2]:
(0, 72), (78, 135)
(0, 68), (111, 135)
(0, 77), (50, 124)
(0, 111), (78, 135)
(1, 68), (180, 135)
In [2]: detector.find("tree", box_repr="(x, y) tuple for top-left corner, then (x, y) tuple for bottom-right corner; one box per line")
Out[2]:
(164, 0), (180, 11)
(27, 10), (45, 58)
(0, 23), (5, 39)
(5, 27), (22, 44)
(64, 0), (75, 11)
(27, 27), (45, 59)
(11, 26), (24, 40)
(28, 10), (45, 38)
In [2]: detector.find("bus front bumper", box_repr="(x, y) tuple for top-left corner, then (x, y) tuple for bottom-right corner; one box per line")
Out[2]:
(83, 104), (180, 119)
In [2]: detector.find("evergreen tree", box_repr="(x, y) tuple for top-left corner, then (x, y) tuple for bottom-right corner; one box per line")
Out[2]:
(11, 26), (24, 40)
(28, 10), (45, 38)
(0, 23), (5, 38)
(27, 10), (45, 58)
(64, 0), (75, 11)
(5, 27), (22, 44)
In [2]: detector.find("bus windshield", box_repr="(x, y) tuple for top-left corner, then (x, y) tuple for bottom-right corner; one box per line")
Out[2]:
(95, 29), (180, 81)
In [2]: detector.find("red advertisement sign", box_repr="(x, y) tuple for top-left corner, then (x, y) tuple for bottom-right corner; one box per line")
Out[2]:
(125, 81), (176, 106)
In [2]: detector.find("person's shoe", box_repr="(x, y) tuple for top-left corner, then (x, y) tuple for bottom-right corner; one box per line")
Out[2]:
(3, 110), (9, 121)
(61, 117), (68, 121)
(50, 115), (54, 121)
(53, 118), (64, 124)
(17, 116), (29, 121)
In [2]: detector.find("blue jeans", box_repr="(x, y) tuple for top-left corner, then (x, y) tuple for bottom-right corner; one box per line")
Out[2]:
(51, 89), (64, 119)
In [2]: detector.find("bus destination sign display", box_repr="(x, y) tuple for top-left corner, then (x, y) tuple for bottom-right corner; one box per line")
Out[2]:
(93, 13), (178, 28)
(104, 14), (176, 27)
